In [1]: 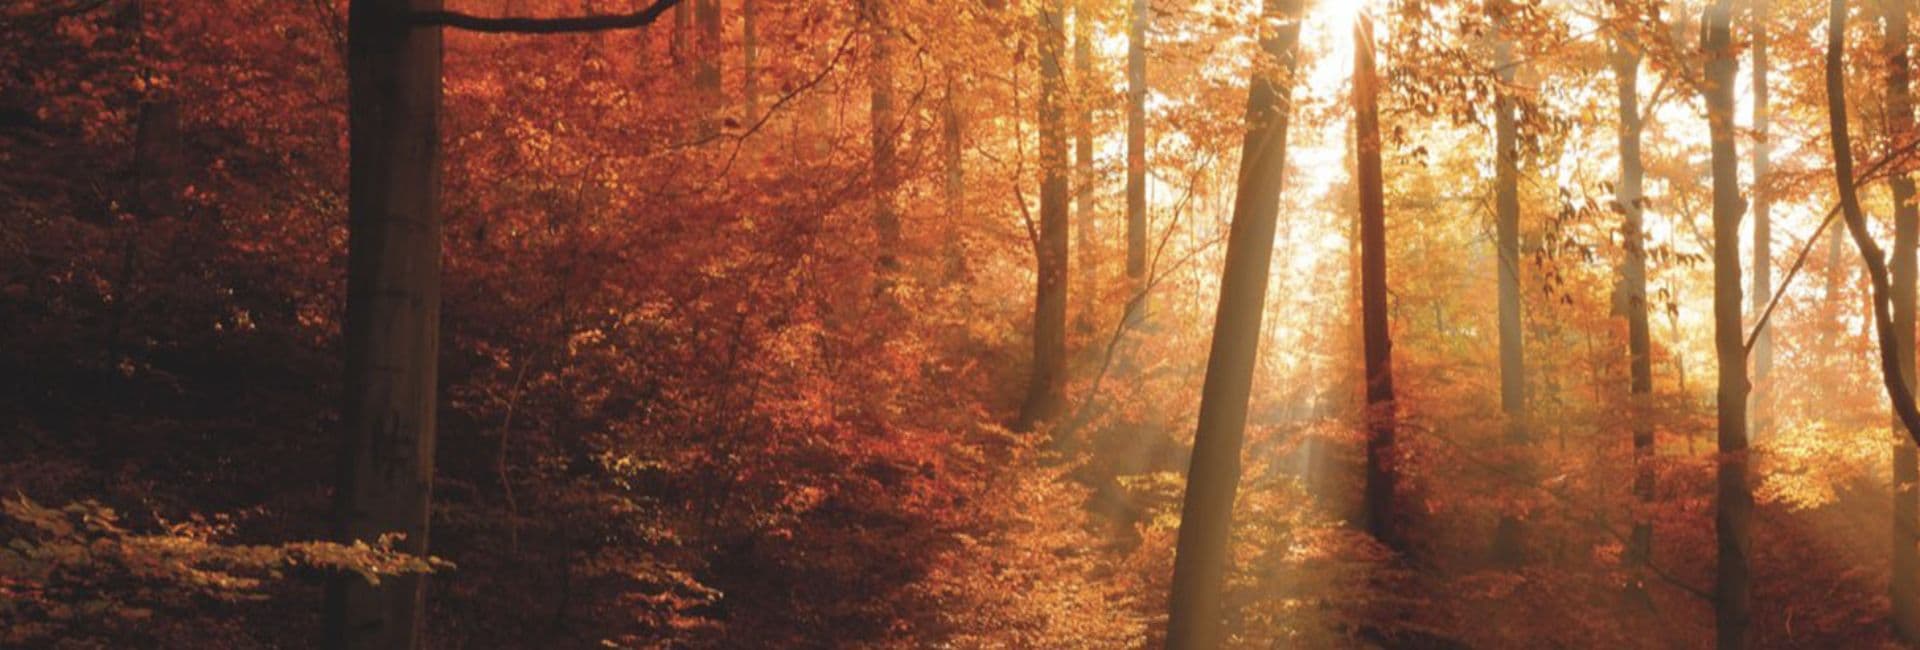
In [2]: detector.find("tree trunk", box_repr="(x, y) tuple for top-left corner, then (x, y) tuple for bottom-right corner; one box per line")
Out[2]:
(1611, 27), (1655, 577)
(1750, 0), (1773, 443)
(326, 0), (443, 648)
(1073, 3), (1096, 331)
(1125, 0), (1147, 286)
(694, 0), (720, 92)
(1705, 3), (1750, 648)
(943, 69), (968, 282)
(1018, 0), (1070, 431)
(672, 1), (687, 67)
(1871, 0), (1920, 638)
(1162, 0), (1303, 646)
(1354, 13), (1398, 552)
(1491, 20), (1528, 564)
(869, 0), (900, 277)
(743, 0), (758, 121)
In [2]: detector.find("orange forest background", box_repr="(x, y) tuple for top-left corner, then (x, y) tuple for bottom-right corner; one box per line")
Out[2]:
(14, 0), (1920, 647)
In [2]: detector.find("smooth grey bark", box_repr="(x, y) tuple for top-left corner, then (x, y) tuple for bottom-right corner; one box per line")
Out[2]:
(1704, 2), (1750, 648)
(1163, 1), (1303, 646)
(326, 0), (443, 647)
(1019, 0), (1070, 431)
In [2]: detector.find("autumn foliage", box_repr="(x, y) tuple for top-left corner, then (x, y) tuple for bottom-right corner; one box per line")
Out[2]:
(9, 0), (1920, 647)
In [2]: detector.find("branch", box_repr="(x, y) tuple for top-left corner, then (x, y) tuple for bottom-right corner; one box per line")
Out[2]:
(1826, 0), (1920, 445)
(411, 0), (682, 34)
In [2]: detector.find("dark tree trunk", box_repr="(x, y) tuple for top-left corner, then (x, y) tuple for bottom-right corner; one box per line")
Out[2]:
(1162, 0), (1303, 646)
(1354, 13), (1398, 552)
(326, 0), (443, 648)
(1491, 20), (1528, 564)
(743, 0), (758, 121)
(1881, 0), (1920, 638)
(1073, 3), (1096, 330)
(943, 68), (968, 282)
(1125, 0), (1147, 286)
(1705, 2), (1750, 648)
(1018, 0), (1070, 431)
(869, 0), (899, 277)
(1612, 25), (1655, 576)
(1751, 0), (1774, 441)
(694, 0), (720, 92)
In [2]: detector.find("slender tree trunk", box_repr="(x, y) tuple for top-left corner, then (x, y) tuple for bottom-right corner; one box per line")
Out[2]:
(694, 0), (720, 92)
(1750, 0), (1774, 443)
(1705, 3), (1750, 648)
(1491, 20), (1528, 564)
(1073, 3), (1097, 330)
(1354, 13), (1398, 552)
(326, 0), (443, 647)
(1018, 0), (1070, 431)
(1831, 0), (1920, 529)
(943, 68), (968, 282)
(868, 0), (899, 277)
(672, 1), (687, 67)
(743, 0), (758, 121)
(1882, 0), (1920, 638)
(1125, 0), (1147, 287)
(1612, 28), (1655, 577)
(1163, 1), (1303, 646)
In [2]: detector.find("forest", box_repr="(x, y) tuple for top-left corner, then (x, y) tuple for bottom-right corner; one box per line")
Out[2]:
(12, 0), (1920, 647)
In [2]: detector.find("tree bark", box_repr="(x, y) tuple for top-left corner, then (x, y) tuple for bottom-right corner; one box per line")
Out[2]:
(1750, 0), (1774, 443)
(1611, 25), (1655, 576)
(1491, 18), (1528, 564)
(869, 0), (900, 277)
(1018, 0), (1070, 431)
(1354, 12), (1398, 552)
(1125, 0), (1147, 286)
(1705, 3), (1750, 648)
(943, 68), (968, 282)
(694, 0), (720, 92)
(1073, 2), (1097, 330)
(743, 0), (758, 121)
(1878, 0), (1920, 638)
(326, 0), (443, 648)
(1163, 1), (1303, 646)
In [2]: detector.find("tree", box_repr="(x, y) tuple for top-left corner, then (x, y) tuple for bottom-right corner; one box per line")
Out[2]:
(1750, 0), (1773, 442)
(1073, 1), (1097, 330)
(1491, 13), (1528, 563)
(1162, 0), (1304, 646)
(1880, 0), (1920, 637)
(1703, 2), (1748, 648)
(326, 3), (685, 647)
(870, 0), (898, 278)
(1610, 9), (1655, 582)
(1019, 0), (1070, 431)
(1355, 11), (1398, 552)
(1125, 0), (1147, 290)
(943, 67), (968, 282)
(1829, 0), (1920, 638)
(326, 0), (444, 648)
(744, 0), (759, 121)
